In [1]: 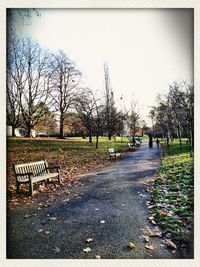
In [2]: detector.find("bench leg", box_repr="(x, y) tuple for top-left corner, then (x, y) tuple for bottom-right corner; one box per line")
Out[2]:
(58, 172), (60, 183)
(16, 182), (20, 194)
(29, 180), (34, 196)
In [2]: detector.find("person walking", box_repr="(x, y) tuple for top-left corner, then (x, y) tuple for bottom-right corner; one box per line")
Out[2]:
(149, 136), (153, 148)
(156, 138), (160, 147)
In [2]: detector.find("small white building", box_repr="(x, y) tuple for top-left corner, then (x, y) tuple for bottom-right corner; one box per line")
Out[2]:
(7, 126), (36, 137)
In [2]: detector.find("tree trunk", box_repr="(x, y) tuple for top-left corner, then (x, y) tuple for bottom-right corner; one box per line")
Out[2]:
(89, 130), (92, 143)
(12, 126), (16, 137)
(96, 134), (99, 149)
(167, 130), (170, 146)
(59, 113), (65, 139)
(27, 125), (32, 137)
(177, 122), (182, 149)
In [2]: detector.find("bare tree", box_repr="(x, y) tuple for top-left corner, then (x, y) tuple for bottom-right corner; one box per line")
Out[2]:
(74, 89), (96, 143)
(168, 83), (186, 148)
(93, 100), (105, 149)
(34, 105), (58, 135)
(63, 113), (86, 137)
(103, 63), (119, 140)
(7, 83), (21, 136)
(7, 37), (24, 136)
(48, 51), (82, 139)
(151, 80), (194, 156)
(126, 101), (140, 137)
(182, 82), (194, 155)
(7, 9), (41, 40)
(171, 81), (194, 155)
(140, 120), (148, 136)
(7, 37), (52, 137)
(75, 88), (105, 148)
(150, 99), (175, 145)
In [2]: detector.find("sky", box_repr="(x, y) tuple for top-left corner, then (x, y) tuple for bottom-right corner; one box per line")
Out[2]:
(13, 8), (193, 123)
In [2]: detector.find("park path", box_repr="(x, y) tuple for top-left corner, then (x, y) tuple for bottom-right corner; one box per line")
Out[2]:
(7, 141), (180, 259)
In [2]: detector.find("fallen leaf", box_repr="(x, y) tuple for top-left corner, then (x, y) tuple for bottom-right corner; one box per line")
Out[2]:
(95, 255), (101, 259)
(145, 244), (155, 250)
(100, 220), (105, 224)
(142, 235), (149, 242)
(37, 229), (43, 233)
(83, 247), (91, 253)
(127, 242), (136, 249)
(49, 217), (57, 221)
(160, 211), (168, 217)
(53, 246), (61, 253)
(24, 214), (32, 218)
(149, 231), (162, 237)
(86, 238), (93, 243)
(45, 231), (50, 235)
(163, 239), (177, 249)
(147, 205), (154, 209)
(95, 208), (100, 211)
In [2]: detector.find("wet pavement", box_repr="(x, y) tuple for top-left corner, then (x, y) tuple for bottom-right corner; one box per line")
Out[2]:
(7, 141), (181, 259)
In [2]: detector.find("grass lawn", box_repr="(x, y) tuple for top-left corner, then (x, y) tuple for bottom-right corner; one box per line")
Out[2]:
(7, 136), (129, 198)
(150, 140), (194, 252)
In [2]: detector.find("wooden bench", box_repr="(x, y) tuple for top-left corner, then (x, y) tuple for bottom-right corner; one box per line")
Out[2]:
(12, 160), (60, 196)
(108, 148), (122, 160)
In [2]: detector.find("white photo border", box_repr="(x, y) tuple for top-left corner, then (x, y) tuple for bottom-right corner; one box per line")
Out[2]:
(1, 1), (199, 267)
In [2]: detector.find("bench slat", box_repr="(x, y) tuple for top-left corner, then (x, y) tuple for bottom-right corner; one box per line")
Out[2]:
(15, 160), (46, 168)
(32, 173), (59, 183)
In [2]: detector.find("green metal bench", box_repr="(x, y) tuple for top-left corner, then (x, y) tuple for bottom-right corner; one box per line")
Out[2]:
(13, 160), (60, 195)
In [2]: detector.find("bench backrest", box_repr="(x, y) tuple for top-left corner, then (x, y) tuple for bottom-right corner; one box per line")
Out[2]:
(108, 148), (115, 154)
(13, 160), (48, 182)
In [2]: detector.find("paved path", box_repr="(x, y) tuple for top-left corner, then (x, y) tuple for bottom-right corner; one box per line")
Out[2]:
(7, 141), (181, 259)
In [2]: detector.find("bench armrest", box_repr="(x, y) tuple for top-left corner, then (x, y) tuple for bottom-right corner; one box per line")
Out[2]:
(46, 166), (60, 171)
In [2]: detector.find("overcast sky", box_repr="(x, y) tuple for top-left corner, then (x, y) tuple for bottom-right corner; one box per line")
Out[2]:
(13, 8), (193, 122)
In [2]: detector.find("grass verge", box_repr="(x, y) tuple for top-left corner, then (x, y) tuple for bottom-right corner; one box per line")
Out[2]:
(150, 140), (194, 252)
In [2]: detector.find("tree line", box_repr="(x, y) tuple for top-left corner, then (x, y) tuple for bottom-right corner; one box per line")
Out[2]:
(7, 36), (142, 148)
(149, 81), (194, 156)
